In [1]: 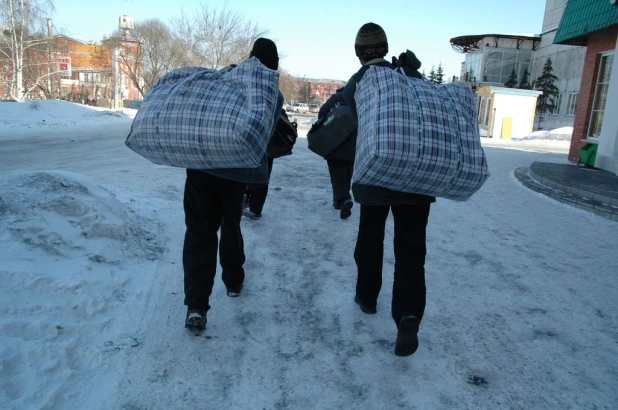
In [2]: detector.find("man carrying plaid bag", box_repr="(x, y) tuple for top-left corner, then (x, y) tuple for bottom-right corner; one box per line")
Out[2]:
(343, 23), (435, 357)
(183, 38), (284, 331)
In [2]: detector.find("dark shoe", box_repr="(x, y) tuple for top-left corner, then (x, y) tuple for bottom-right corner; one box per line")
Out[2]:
(185, 309), (207, 331)
(242, 209), (261, 220)
(333, 200), (341, 210)
(395, 315), (419, 357)
(354, 294), (377, 314)
(340, 199), (353, 219)
(226, 282), (243, 297)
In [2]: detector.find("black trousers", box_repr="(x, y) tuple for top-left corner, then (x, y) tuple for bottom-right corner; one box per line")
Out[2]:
(354, 203), (431, 325)
(245, 157), (274, 215)
(183, 170), (246, 312)
(327, 159), (353, 204)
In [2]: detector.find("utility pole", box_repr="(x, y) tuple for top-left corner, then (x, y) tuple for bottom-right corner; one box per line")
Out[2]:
(47, 18), (53, 98)
(112, 46), (121, 108)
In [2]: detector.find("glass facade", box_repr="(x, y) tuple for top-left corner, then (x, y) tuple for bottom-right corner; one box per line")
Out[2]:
(463, 53), (483, 82)
(483, 49), (531, 84)
(463, 48), (533, 86)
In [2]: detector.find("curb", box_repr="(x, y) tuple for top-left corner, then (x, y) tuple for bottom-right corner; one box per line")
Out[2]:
(514, 167), (618, 222)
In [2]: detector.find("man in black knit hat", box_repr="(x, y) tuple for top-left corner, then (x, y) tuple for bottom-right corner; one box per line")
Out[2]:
(182, 38), (284, 331)
(343, 23), (435, 357)
(242, 38), (281, 220)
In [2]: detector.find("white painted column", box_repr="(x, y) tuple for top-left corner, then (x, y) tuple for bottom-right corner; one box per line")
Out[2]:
(597, 36), (618, 175)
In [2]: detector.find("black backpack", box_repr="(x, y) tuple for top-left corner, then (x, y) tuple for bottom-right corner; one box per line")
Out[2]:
(267, 109), (298, 158)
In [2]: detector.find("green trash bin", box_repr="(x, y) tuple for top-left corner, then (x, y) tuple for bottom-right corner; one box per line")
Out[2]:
(580, 143), (598, 167)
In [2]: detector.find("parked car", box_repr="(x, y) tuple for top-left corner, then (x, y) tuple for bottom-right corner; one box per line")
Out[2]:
(308, 103), (320, 113)
(291, 102), (309, 113)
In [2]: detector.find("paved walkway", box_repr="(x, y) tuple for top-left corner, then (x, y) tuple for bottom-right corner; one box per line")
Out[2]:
(515, 162), (618, 222)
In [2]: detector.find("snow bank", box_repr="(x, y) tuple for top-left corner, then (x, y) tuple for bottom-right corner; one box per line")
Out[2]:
(0, 100), (135, 137)
(0, 170), (161, 261)
(0, 170), (162, 409)
(516, 126), (573, 141)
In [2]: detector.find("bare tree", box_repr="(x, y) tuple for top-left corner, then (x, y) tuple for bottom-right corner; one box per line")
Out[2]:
(171, 3), (268, 69)
(278, 68), (299, 103)
(21, 35), (53, 98)
(0, 0), (55, 101)
(135, 19), (187, 93)
(296, 77), (311, 103)
(107, 19), (189, 98)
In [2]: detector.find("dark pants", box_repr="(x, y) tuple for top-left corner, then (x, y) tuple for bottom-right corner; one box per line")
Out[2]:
(245, 157), (274, 215)
(354, 203), (431, 325)
(327, 159), (353, 204)
(183, 170), (246, 312)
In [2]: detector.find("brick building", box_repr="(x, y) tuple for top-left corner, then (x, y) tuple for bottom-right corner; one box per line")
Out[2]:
(295, 78), (346, 104)
(53, 34), (142, 103)
(554, 0), (618, 175)
(1, 34), (142, 104)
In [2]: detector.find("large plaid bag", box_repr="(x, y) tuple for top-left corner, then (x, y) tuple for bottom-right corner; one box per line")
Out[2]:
(125, 57), (279, 169)
(353, 66), (489, 201)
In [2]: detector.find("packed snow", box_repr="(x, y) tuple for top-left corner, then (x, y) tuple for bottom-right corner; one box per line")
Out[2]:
(0, 100), (616, 409)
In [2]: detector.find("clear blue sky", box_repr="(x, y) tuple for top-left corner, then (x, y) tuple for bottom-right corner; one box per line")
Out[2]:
(51, 0), (546, 81)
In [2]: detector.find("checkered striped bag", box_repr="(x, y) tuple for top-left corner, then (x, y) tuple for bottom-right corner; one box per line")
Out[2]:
(353, 66), (489, 201)
(125, 57), (280, 169)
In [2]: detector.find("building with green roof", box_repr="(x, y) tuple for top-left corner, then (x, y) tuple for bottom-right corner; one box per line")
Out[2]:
(554, 0), (618, 175)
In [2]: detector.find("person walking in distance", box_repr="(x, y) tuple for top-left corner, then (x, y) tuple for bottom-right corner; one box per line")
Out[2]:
(343, 23), (435, 356)
(317, 87), (356, 219)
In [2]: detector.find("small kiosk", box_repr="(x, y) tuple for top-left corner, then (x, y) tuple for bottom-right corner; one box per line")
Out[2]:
(476, 86), (542, 139)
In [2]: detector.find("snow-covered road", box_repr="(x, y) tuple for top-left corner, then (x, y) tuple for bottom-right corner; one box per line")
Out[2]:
(1, 119), (617, 410)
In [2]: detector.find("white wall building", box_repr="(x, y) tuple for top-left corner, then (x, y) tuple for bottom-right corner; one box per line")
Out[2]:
(529, 0), (586, 131)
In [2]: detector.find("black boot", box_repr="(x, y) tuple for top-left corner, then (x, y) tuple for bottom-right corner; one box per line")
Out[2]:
(185, 309), (207, 331)
(340, 199), (353, 219)
(354, 294), (377, 314)
(394, 315), (419, 356)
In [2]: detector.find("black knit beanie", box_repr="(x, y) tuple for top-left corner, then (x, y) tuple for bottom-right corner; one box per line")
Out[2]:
(355, 23), (388, 60)
(250, 38), (279, 70)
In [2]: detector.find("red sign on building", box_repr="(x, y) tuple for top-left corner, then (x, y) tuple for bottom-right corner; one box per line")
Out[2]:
(58, 57), (72, 77)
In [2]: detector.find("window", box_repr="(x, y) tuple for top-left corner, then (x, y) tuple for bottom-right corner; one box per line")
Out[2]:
(484, 97), (492, 128)
(482, 49), (532, 84)
(565, 92), (578, 116)
(478, 97), (486, 125)
(79, 73), (101, 83)
(464, 52), (483, 82)
(588, 53), (614, 138)
(551, 93), (562, 115)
